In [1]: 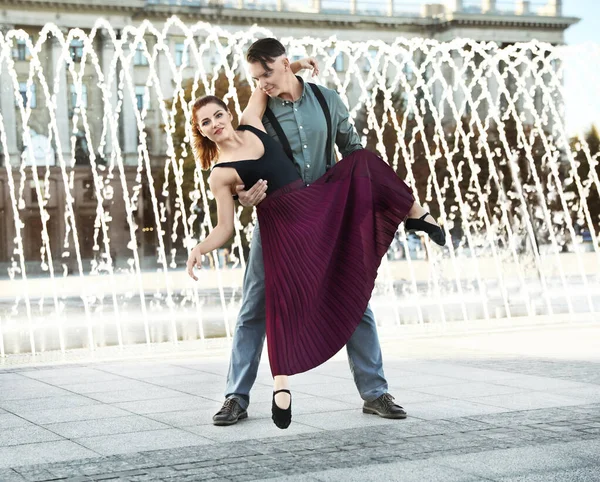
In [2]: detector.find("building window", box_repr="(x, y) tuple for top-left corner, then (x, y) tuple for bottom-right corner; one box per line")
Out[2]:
(363, 49), (378, 72)
(134, 46), (149, 66)
(82, 179), (96, 200)
(135, 85), (150, 111)
(75, 134), (90, 166)
(328, 49), (344, 72)
(70, 40), (84, 62)
(18, 82), (37, 108)
(210, 52), (222, 67)
(14, 39), (30, 61)
(403, 59), (414, 82)
(69, 84), (88, 109)
(175, 43), (188, 67)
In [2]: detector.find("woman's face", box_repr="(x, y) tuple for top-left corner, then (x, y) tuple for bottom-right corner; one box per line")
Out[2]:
(196, 102), (233, 143)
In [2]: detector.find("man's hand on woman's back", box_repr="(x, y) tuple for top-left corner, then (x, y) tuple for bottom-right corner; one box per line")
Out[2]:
(236, 180), (268, 207)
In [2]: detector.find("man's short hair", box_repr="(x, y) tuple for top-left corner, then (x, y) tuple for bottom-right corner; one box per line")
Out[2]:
(246, 38), (286, 72)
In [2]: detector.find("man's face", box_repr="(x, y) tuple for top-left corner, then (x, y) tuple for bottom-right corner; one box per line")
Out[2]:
(249, 55), (288, 98)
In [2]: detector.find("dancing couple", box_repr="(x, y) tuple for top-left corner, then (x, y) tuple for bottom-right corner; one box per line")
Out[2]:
(186, 38), (445, 429)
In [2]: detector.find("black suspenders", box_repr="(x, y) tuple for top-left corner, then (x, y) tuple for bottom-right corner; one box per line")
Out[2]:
(263, 83), (333, 170)
(263, 107), (294, 163)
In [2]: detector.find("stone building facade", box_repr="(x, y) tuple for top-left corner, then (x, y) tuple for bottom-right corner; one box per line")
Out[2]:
(0, 0), (578, 271)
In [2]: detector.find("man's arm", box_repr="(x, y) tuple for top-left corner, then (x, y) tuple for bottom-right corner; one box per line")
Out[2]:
(331, 92), (363, 158)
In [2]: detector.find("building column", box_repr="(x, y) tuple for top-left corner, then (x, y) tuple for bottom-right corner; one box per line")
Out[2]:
(447, 0), (463, 12)
(387, 0), (393, 16)
(487, 48), (501, 125)
(350, 0), (357, 14)
(312, 0), (321, 13)
(156, 36), (173, 161)
(452, 49), (466, 122)
(99, 28), (118, 162)
(520, 48), (535, 127)
(481, 0), (496, 13)
(50, 31), (71, 164)
(554, 0), (563, 16)
(545, 0), (562, 16)
(0, 24), (19, 167)
(516, 1), (531, 15)
(119, 39), (138, 166)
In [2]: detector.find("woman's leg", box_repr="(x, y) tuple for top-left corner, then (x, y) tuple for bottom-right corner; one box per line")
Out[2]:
(272, 375), (292, 429)
(273, 375), (291, 409)
(405, 200), (446, 246)
(407, 200), (439, 226)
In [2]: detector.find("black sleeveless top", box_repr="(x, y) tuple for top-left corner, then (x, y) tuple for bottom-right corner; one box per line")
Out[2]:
(212, 124), (301, 195)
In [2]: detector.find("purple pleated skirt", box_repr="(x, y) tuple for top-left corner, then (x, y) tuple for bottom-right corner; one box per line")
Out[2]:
(257, 149), (415, 376)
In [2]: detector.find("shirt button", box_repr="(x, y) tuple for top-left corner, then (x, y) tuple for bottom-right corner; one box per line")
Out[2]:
(294, 108), (298, 111)
(307, 164), (311, 168)
(299, 126), (303, 129)
(303, 145), (307, 148)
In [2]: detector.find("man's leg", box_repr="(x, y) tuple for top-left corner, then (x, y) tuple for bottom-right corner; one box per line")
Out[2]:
(223, 226), (266, 411)
(346, 305), (407, 419)
(345, 305), (387, 401)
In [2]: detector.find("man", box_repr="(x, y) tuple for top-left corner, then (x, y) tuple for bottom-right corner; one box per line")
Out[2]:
(212, 38), (407, 425)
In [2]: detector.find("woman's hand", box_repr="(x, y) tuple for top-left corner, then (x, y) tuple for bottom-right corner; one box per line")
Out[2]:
(186, 245), (204, 281)
(291, 57), (320, 77)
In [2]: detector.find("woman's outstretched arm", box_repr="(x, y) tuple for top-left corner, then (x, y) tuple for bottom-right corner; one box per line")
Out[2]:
(239, 57), (319, 130)
(186, 169), (236, 280)
(239, 85), (268, 131)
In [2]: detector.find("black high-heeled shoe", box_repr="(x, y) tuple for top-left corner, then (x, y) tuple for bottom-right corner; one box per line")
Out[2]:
(272, 389), (292, 429)
(405, 212), (446, 246)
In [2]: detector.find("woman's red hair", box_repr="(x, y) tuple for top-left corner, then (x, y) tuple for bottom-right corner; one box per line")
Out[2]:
(191, 95), (229, 170)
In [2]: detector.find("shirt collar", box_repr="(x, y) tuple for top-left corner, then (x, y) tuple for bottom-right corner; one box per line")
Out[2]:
(277, 75), (306, 107)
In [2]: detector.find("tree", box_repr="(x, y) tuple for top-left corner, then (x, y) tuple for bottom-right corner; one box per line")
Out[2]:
(354, 88), (565, 252)
(566, 125), (600, 236)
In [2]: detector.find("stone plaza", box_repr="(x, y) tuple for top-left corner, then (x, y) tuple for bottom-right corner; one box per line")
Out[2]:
(1, 321), (599, 481)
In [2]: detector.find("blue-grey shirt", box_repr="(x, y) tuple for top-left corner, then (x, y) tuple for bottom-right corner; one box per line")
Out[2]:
(262, 77), (363, 184)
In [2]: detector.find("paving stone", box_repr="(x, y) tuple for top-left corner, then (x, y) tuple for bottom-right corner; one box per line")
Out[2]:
(74, 429), (212, 456)
(0, 395), (100, 414)
(16, 405), (133, 425)
(0, 441), (98, 470)
(3, 339), (600, 480)
(44, 415), (170, 439)
(0, 425), (64, 447)
(0, 468), (27, 481)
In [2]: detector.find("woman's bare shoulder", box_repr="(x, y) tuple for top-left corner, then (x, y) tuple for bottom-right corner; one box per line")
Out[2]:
(208, 164), (237, 188)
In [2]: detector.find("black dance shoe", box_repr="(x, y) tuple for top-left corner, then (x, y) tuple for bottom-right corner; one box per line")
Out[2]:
(405, 212), (446, 246)
(272, 389), (292, 429)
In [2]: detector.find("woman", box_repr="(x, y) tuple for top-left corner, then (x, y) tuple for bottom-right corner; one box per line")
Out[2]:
(186, 60), (444, 429)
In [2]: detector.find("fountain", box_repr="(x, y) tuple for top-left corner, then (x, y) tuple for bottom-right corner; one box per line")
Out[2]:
(0, 18), (598, 357)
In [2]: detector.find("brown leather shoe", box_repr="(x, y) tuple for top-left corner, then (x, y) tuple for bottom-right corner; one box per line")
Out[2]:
(213, 398), (248, 426)
(363, 393), (407, 419)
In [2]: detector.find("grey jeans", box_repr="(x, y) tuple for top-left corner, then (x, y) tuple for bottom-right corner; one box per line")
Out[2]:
(225, 225), (389, 410)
